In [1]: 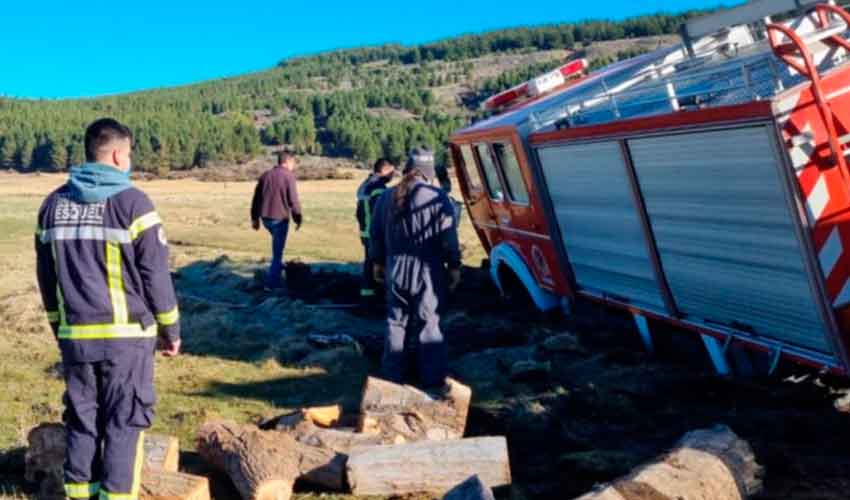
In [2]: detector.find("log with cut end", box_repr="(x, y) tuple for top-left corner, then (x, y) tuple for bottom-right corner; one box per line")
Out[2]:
(26, 423), (180, 483)
(443, 475), (496, 500)
(358, 376), (472, 443)
(196, 420), (346, 497)
(140, 470), (210, 500)
(277, 417), (383, 453)
(573, 425), (763, 500)
(276, 405), (341, 429)
(346, 436), (511, 496)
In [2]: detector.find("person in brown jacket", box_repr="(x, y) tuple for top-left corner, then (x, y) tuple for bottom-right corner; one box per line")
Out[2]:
(251, 151), (303, 290)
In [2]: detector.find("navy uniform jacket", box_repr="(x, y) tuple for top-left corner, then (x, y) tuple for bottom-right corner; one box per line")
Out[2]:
(35, 185), (180, 363)
(356, 174), (390, 239)
(370, 181), (462, 283)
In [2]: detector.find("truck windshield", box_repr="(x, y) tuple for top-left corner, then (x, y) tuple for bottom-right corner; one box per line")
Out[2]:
(475, 144), (504, 201)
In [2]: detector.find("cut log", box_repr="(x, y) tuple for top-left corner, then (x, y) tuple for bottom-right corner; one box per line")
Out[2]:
(144, 434), (181, 472)
(25, 423), (207, 500)
(358, 376), (472, 443)
(303, 405), (341, 427)
(26, 423), (180, 484)
(197, 420), (346, 497)
(140, 470), (210, 500)
(277, 405), (341, 429)
(346, 436), (511, 496)
(277, 417), (383, 453)
(443, 475), (496, 500)
(574, 425), (763, 500)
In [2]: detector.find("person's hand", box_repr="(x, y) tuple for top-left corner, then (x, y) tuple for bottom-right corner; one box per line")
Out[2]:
(252, 219), (260, 231)
(373, 264), (386, 284)
(158, 337), (181, 357)
(293, 213), (303, 231)
(449, 268), (462, 292)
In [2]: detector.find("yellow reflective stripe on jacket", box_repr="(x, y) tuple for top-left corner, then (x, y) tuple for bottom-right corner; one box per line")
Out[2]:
(65, 482), (101, 499)
(46, 311), (60, 323)
(129, 211), (162, 240)
(57, 323), (156, 340)
(51, 242), (68, 327)
(106, 242), (128, 324)
(156, 306), (179, 326)
(99, 432), (144, 500)
(362, 189), (385, 239)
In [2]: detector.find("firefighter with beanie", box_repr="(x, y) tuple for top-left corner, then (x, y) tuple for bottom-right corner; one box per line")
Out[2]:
(356, 158), (397, 303)
(370, 147), (462, 389)
(35, 118), (181, 500)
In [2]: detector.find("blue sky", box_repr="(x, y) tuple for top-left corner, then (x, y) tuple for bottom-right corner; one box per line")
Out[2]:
(0, 1), (742, 99)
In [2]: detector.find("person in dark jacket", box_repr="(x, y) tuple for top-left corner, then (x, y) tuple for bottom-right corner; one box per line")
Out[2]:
(371, 147), (462, 389)
(35, 118), (181, 500)
(356, 158), (397, 301)
(250, 151), (303, 290)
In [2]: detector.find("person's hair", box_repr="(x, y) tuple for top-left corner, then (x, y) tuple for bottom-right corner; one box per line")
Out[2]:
(85, 118), (133, 162)
(277, 151), (295, 165)
(373, 158), (393, 173)
(393, 170), (425, 210)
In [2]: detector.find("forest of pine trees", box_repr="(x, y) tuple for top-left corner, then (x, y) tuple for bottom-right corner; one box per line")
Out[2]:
(0, 9), (706, 173)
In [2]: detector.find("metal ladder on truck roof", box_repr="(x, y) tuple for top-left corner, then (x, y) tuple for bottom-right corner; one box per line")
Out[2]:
(767, 3), (850, 184)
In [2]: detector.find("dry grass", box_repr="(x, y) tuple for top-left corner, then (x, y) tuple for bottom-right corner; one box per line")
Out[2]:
(0, 170), (485, 499)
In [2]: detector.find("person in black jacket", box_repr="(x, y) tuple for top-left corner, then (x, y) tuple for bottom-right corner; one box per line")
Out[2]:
(356, 158), (396, 301)
(371, 148), (461, 389)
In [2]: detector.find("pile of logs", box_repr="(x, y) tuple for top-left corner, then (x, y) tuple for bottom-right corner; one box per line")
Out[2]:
(195, 376), (510, 500)
(24, 378), (762, 500)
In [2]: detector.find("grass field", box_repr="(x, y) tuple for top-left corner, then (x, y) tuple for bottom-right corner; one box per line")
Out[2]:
(0, 170), (485, 499)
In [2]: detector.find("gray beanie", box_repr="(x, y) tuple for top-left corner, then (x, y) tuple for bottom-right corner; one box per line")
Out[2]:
(403, 147), (436, 180)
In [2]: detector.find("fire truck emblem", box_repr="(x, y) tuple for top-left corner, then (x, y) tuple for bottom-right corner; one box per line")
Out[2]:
(531, 245), (554, 286)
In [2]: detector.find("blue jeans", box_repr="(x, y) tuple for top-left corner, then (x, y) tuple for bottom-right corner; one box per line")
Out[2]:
(262, 218), (290, 288)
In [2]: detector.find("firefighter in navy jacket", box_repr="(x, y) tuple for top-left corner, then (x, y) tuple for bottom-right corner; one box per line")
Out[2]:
(371, 148), (461, 388)
(355, 158), (396, 300)
(35, 119), (180, 500)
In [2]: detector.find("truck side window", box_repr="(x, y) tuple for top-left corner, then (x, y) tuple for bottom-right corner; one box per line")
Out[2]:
(492, 142), (530, 205)
(475, 143), (505, 201)
(459, 144), (483, 192)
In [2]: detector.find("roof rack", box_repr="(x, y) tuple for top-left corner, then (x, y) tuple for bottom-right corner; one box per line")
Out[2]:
(681, 0), (828, 56)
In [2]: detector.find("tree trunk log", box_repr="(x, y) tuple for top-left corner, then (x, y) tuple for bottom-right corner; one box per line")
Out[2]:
(574, 425), (763, 500)
(196, 421), (298, 500)
(277, 417), (383, 453)
(196, 420), (346, 496)
(26, 423), (180, 483)
(357, 377), (472, 443)
(25, 423), (205, 500)
(144, 434), (181, 473)
(140, 470), (211, 500)
(346, 436), (511, 496)
(443, 475), (496, 500)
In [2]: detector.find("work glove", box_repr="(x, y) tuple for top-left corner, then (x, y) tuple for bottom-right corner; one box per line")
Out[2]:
(252, 219), (260, 231)
(373, 264), (386, 284)
(449, 268), (462, 292)
(292, 213), (303, 231)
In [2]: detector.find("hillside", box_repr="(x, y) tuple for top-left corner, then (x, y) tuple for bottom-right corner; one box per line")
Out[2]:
(0, 12), (697, 174)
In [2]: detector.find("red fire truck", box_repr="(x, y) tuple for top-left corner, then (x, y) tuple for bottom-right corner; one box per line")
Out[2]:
(449, 0), (850, 375)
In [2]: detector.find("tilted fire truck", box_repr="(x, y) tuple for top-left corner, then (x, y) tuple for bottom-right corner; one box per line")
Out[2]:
(449, 0), (850, 375)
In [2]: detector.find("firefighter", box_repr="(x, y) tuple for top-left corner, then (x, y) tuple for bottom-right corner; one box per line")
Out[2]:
(356, 158), (397, 302)
(370, 147), (462, 389)
(35, 118), (181, 500)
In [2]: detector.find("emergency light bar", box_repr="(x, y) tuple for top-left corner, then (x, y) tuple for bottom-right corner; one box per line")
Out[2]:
(484, 58), (588, 110)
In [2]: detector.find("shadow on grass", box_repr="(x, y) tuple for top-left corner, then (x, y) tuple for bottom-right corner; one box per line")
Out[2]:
(192, 345), (372, 413)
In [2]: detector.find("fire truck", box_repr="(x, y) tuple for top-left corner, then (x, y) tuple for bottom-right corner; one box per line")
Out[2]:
(448, 0), (850, 376)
